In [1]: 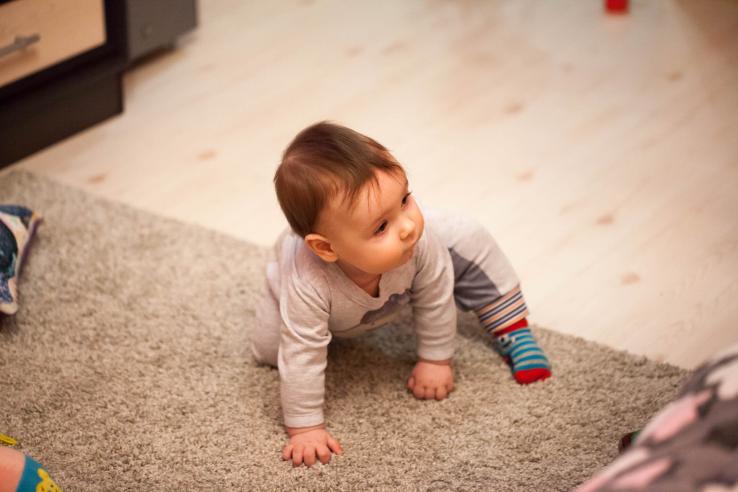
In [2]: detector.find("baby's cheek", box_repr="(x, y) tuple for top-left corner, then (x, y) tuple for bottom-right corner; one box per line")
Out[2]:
(415, 210), (425, 236)
(368, 244), (399, 270)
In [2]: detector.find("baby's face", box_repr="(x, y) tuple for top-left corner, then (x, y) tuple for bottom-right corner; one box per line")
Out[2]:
(320, 169), (424, 275)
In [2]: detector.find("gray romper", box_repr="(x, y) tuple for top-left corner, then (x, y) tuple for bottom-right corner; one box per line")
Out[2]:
(252, 209), (528, 428)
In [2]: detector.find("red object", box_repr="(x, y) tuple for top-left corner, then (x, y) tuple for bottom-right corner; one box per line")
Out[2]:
(494, 318), (529, 337)
(605, 0), (629, 13)
(515, 367), (552, 385)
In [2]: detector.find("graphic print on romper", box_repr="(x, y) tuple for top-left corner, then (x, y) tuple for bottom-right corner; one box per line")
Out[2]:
(359, 289), (412, 330)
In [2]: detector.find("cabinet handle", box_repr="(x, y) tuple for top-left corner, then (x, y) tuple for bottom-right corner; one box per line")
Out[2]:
(0, 34), (41, 59)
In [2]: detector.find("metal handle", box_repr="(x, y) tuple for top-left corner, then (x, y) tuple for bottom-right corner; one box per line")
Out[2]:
(0, 34), (41, 59)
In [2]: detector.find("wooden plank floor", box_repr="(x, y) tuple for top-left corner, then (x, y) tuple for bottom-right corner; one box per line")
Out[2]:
(8, 0), (738, 369)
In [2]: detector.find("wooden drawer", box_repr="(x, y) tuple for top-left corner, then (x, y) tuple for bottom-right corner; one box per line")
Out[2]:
(0, 0), (106, 87)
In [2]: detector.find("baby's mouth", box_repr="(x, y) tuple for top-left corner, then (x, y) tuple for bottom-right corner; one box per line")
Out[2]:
(402, 236), (419, 260)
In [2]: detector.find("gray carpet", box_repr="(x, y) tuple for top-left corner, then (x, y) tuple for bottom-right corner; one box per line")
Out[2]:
(0, 170), (687, 491)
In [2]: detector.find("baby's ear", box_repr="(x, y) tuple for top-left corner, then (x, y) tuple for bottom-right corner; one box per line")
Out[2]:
(304, 233), (338, 262)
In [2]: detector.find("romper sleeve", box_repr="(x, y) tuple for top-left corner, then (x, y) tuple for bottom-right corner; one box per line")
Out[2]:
(410, 227), (457, 361)
(277, 274), (332, 428)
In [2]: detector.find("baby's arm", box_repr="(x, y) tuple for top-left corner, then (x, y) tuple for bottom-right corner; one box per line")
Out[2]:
(278, 277), (341, 466)
(408, 229), (458, 400)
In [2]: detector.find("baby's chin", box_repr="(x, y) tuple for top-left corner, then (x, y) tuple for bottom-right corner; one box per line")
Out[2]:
(389, 246), (416, 270)
(402, 245), (415, 262)
(361, 245), (417, 274)
(365, 259), (409, 275)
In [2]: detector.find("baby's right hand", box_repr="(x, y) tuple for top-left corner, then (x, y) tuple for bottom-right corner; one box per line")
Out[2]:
(283, 424), (343, 467)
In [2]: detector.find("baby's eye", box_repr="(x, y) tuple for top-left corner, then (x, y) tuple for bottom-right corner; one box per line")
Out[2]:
(402, 191), (413, 206)
(375, 221), (388, 235)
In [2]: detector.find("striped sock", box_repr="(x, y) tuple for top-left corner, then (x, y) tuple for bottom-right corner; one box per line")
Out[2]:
(493, 319), (551, 384)
(475, 287), (551, 384)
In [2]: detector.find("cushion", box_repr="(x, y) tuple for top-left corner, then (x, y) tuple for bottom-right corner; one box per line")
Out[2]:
(0, 205), (42, 315)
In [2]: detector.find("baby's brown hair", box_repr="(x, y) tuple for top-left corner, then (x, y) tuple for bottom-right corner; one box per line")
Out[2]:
(274, 121), (405, 237)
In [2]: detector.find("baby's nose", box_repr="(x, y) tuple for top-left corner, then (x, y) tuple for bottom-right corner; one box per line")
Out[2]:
(400, 219), (416, 239)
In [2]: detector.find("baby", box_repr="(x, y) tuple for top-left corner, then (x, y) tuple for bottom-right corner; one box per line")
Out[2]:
(252, 122), (552, 467)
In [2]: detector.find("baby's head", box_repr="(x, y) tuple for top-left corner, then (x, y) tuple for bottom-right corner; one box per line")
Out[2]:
(274, 121), (424, 275)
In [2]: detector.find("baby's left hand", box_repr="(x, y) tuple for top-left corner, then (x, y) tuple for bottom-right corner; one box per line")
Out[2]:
(407, 359), (455, 401)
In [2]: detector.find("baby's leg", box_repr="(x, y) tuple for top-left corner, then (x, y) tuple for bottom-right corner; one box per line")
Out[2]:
(251, 277), (281, 367)
(425, 209), (551, 384)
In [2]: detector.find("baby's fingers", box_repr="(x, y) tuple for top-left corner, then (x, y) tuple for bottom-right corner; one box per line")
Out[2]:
(435, 385), (448, 401)
(327, 436), (343, 455)
(407, 376), (416, 391)
(282, 444), (294, 461)
(303, 446), (317, 467)
(423, 386), (435, 400)
(316, 444), (332, 464)
(292, 445), (304, 467)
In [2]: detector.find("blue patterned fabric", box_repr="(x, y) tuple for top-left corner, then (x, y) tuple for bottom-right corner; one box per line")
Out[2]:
(16, 454), (61, 492)
(0, 205), (41, 315)
(0, 219), (18, 303)
(495, 328), (551, 371)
